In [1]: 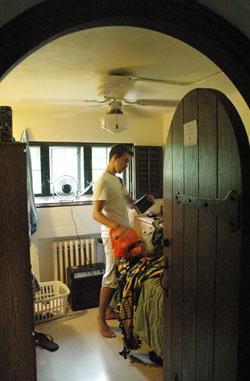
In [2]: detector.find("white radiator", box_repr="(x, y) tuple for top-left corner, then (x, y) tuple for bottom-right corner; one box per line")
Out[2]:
(52, 238), (104, 284)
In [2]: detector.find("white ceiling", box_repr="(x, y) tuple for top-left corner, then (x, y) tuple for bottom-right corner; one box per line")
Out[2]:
(0, 26), (235, 118)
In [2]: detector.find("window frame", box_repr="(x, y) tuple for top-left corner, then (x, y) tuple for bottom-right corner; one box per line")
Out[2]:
(29, 141), (133, 198)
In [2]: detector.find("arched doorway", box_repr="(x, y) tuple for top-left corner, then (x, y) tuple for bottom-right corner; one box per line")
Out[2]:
(0, 1), (249, 380)
(0, 0), (249, 109)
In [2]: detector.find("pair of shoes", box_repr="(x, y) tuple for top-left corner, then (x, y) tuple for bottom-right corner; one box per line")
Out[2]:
(34, 331), (59, 352)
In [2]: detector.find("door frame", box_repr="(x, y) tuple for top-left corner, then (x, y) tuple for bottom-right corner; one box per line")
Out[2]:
(1, 0), (250, 379)
(0, 0), (249, 110)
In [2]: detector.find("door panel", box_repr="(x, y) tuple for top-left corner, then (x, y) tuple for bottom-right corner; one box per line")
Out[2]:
(196, 90), (217, 380)
(163, 120), (173, 379)
(213, 99), (241, 380)
(172, 101), (184, 379)
(163, 88), (249, 380)
(182, 91), (199, 380)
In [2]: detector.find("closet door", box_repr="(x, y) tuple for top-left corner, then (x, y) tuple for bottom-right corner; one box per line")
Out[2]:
(163, 89), (250, 380)
(0, 143), (36, 380)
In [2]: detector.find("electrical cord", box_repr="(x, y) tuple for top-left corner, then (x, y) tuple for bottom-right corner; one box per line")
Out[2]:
(70, 206), (90, 265)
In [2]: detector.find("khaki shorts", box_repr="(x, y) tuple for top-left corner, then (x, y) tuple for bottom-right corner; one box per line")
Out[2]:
(102, 237), (119, 288)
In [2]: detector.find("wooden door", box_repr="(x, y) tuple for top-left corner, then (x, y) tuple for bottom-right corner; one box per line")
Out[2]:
(163, 89), (250, 380)
(0, 143), (36, 381)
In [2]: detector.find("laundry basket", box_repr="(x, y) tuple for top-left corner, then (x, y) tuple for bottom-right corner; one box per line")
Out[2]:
(34, 280), (70, 324)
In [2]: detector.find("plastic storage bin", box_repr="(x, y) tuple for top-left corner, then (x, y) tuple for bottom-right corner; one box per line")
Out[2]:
(34, 281), (70, 324)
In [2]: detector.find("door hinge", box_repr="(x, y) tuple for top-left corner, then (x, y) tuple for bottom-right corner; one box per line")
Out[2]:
(175, 190), (239, 231)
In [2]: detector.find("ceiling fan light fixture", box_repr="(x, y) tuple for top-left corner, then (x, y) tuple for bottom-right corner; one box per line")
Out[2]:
(100, 110), (128, 134)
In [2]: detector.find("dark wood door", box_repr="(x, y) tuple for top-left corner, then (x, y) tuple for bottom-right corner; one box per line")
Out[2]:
(0, 143), (36, 381)
(163, 89), (250, 380)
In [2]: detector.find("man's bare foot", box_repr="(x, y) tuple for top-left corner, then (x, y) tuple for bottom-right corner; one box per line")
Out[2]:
(105, 307), (119, 320)
(98, 317), (116, 338)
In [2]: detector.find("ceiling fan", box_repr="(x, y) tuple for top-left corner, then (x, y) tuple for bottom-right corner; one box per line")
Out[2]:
(60, 70), (222, 133)
(83, 74), (183, 107)
(82, 74), (181, 133)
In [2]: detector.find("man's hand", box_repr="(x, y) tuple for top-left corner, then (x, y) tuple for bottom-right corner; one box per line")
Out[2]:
(147, 194), (155, 204)
(114, 224), (131, 238)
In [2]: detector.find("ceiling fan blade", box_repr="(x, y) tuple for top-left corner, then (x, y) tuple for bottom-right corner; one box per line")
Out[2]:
(124, 99), (179, 107)
(109, 69), (222, 86)
(123, 105), (148, 118)
(83, 98), (107, 104)
(133, 72), (222, 86)
(20, 97), (87, 105)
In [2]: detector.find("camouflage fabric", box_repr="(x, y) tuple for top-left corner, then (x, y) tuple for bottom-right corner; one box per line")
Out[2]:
(141, 220), (164, 255)
(116, 254), (164, 358)
(151, 221), (164, 253)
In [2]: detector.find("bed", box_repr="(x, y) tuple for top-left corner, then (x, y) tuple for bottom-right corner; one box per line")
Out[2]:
(134, 276), (163, 359)
(110, 221), (165, 361)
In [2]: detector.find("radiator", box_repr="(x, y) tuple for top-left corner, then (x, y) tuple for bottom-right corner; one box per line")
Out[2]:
(52, 238), (104, 284)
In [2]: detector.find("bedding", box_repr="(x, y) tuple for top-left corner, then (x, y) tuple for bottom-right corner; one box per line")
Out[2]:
(116, 254), (164, 358)
(110, 220), (165, 359)
(134, 276), (163, 358)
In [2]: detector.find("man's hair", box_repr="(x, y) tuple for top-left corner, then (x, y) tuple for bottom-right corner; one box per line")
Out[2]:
(109, 144), (134, 161)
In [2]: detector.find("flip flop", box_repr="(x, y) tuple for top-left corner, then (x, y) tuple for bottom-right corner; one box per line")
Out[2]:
(149, 351), (163, 366)
(34, 331), (59, 352)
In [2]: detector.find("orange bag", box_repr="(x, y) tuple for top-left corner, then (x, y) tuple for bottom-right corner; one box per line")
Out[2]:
(109, 227), (141, 258)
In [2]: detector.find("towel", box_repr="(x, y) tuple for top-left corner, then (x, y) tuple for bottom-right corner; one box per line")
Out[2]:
(20, 128), (38, 241)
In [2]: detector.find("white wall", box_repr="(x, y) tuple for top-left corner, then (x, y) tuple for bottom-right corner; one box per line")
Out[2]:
(13, 109), (164, 146)
(31, 205), (101, 281)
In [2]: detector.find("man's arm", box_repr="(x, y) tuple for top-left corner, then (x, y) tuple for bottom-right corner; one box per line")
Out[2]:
(126, 193), (136, 208)
(92, 200), (120, 229)
(93, 199), (131, 237)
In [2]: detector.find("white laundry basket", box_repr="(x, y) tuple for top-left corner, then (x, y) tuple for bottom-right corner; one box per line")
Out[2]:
(34, 280), (70, 324)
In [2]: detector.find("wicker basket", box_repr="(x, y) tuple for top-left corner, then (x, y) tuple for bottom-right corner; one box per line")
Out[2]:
(34, 281), (70, 324)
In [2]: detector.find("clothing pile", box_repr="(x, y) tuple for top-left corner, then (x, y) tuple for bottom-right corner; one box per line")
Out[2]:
(116, 222), (165, 358)
(117, 253), (165, 358)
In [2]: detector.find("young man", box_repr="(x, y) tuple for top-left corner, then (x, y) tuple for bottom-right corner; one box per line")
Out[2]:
(93, 144), (154, 338)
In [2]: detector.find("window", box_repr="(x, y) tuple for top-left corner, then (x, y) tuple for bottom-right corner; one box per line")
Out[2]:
(92, 146), (111, 183)
(29, 142), (132, 198)
(49, 146), (84, 193)
(29, 146), (42, 194)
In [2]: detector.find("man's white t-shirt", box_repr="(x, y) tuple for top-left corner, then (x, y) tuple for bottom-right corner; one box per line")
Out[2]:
(93, 172), (129, 237)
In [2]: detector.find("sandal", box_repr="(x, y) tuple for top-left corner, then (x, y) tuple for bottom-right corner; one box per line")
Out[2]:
(34, 331), (59, 352)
